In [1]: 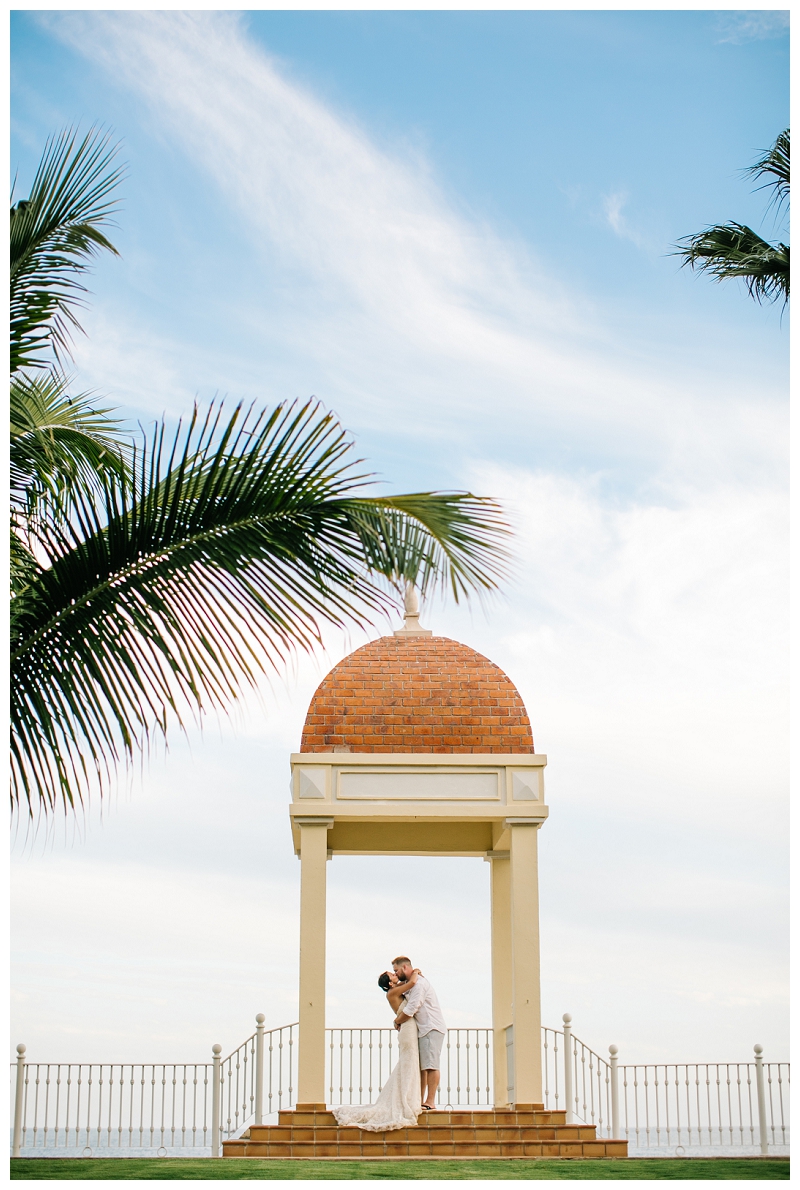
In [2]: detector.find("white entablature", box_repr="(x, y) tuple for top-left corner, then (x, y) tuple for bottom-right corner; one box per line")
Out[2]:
(289, 751), (548, 856)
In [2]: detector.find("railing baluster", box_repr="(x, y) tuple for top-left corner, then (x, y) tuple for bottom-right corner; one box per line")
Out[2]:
(54, 1066), (63, 1150)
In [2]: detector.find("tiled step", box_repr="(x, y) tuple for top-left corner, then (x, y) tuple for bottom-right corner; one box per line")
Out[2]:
(275, 1109), (568, 1127)
(246, 1124), (596, 1142)
(222, 1102), (628, 1160)
(283, 1101), (545, 1110)
(224, 1137), (628, 1159)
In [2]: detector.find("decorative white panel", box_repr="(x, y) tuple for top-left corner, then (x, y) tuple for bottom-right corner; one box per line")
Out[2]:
(337, 770), (500, 800)
(297, 766), (327, 799)
(510, 770), (540, 801)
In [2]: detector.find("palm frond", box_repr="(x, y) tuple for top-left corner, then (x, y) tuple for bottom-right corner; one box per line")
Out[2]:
(674, 222), (789, 304)
(336, 494), (509, 601)
(10, 127), (124, 374)
(11, 371), (130, 598)
(673, 127), (789, 306)
(11, 371), (129, 509)
(11, 399), (510, 816)
(10, 530), (43, 599)
(745, 128), (789, 215)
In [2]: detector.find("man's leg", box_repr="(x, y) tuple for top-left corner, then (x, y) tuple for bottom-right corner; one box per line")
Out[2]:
(418, 1031), (444, 1109)
(422, 1068), (440, 1108)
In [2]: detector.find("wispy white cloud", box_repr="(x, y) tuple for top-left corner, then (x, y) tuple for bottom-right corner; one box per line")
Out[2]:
(42, 10), (785, 487)
(602, 189), (646, 248)
(715, 10), (789, 44)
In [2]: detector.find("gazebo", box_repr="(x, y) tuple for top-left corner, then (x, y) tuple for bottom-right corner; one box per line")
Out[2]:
(289, 597), (549, 1110)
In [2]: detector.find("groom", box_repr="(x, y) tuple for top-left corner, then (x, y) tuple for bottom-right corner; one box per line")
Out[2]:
(391, 956), (446, 1111)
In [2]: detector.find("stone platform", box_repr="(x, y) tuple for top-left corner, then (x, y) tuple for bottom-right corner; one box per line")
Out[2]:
(222, 1103), (629, 1159)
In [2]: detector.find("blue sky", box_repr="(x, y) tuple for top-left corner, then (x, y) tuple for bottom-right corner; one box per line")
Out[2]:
(11, 10), (788, 1068)
(11, 9), (788, 488)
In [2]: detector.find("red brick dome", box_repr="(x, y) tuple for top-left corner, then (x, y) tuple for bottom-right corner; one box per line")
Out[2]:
(300, 635), (533, 754)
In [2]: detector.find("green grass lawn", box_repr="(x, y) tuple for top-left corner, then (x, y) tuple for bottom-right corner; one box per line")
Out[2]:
(10, 1158), (790, 1180)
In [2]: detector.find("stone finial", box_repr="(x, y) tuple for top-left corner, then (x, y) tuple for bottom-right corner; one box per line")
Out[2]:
(393, 582), (432, 637)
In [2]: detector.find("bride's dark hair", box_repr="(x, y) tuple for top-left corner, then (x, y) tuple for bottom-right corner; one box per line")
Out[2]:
(377, 972), (392, 992)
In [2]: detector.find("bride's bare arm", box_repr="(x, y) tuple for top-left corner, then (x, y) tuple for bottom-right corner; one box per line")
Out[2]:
(385, 968), (422, 1013)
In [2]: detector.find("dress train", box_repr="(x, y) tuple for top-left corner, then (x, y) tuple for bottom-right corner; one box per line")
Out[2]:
(331, 1018), (421, 1131)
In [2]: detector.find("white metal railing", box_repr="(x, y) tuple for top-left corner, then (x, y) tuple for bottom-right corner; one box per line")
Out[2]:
(10, 1057), (215, 1156)
(543, 1014), (614, 1135)
(617, 1059), (791, 1155)
(218, 1016), (296, 1138)
(541, 1015), (790, 1157)
(327, 1028), (492, 1108)
(11, 1016), (789, 1157)
(327, 1028), (397, 1107)
(9, 1021), (297, 1158)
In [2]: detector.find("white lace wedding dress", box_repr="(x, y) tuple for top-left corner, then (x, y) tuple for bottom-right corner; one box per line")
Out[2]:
(331, 1018), (422, 1131)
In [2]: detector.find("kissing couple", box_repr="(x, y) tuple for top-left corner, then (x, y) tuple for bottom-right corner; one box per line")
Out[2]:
(332, 956), (447, 1131)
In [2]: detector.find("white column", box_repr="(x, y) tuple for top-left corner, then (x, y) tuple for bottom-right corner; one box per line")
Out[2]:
(508, 820), (543, 1106)
(297, 819), (332, 1106)
(488, 852), (512, 1107)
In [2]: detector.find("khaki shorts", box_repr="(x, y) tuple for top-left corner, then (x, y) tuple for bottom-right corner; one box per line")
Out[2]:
(418, 1030), (445, 1070)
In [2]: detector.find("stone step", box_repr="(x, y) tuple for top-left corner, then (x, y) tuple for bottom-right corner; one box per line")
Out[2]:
(246, 1124), (596, 1143)
(287, 1102), (545, 1111)
(277, 1109), (567, 1127)
(223, 1137), (628, 1159)
(286, 1103), (546, 1116)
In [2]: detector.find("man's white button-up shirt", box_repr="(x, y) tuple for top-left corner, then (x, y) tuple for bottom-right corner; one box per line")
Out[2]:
(401, 975), (446, 1037)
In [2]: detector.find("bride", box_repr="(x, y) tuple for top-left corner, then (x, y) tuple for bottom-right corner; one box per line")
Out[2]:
(331, 969), (423, 1131)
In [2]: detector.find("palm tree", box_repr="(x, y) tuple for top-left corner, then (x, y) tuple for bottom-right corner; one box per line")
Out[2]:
(674, 129), (789, 305)
(11, 134), (510, 817)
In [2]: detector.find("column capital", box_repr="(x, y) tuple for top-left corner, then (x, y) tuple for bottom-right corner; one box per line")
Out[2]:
(296, 817), (334, 828)
(484, 850), (510, 861)
(504, 817), (544, 828)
